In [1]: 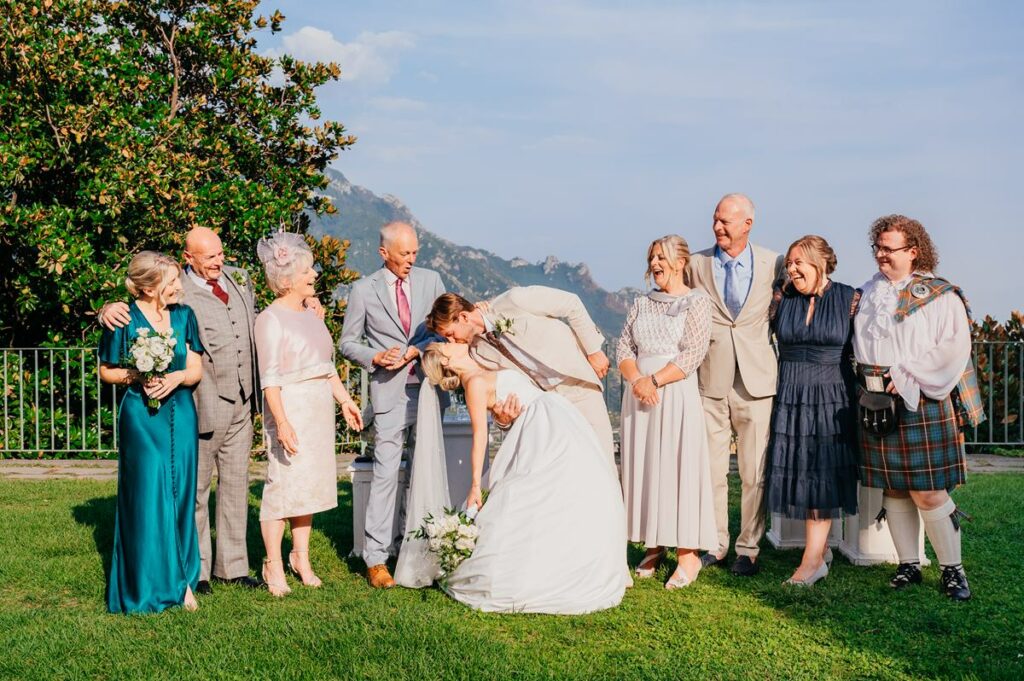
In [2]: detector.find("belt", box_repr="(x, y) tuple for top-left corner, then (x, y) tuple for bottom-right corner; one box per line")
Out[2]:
(778, 345), (844, 364)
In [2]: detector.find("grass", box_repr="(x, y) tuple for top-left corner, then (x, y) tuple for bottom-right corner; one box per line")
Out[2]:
(0, 475), (1022, 681)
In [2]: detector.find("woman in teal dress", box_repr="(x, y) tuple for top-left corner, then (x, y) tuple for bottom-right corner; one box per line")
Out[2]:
(99, 251), (205, 614)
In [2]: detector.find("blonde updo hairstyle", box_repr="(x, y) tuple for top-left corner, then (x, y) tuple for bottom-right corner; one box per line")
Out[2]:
(421, 344), (462, 391)
(785, 235), (837, 295)
(125, 251), (181, 308)
(645, 234), (692, 288)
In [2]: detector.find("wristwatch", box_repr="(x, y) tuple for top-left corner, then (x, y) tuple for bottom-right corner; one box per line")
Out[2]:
(650, 374), (660, 388)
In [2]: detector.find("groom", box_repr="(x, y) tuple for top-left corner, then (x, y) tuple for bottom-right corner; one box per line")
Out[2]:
(339, 221), (446, 589)
(425, 287), (614, 462)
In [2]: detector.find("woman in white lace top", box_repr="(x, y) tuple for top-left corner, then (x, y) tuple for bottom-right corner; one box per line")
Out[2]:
(617, 235), (718, 589)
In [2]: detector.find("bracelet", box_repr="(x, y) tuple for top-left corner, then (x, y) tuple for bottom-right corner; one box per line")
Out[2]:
(650, 374), (660, 388)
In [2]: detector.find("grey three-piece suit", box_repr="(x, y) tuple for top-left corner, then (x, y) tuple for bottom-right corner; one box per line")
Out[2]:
(181, 266), (257, 581)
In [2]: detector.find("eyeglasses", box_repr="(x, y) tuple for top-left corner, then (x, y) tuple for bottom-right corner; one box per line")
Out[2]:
(871, 244), (913, 257)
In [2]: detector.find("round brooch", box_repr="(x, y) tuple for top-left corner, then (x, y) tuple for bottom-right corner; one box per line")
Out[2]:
(910, 283), (930, 299)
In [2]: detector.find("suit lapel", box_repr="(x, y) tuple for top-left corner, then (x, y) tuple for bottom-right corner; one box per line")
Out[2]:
(409, 268), (432, 328)
(701, 252), (731, 320)
(371, 269), (407, 338)
(736, 245), (773, 322)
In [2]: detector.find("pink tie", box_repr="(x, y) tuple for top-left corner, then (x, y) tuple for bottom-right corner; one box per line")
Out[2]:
(396, 278), (411, 336)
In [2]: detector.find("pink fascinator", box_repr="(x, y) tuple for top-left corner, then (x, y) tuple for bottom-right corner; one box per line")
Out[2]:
(257, 231), (310, 268)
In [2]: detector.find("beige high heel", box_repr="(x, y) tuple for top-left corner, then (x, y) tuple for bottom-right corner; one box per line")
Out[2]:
(183, 586), (199, 612)
(665, 562), (702, 590)
(288, 550), (322, 588)
(262, 558), (291, 597)
(635, 549), (665, 579)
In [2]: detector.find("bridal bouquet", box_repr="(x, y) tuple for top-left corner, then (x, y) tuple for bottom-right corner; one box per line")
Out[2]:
(127, 328), (176, 409)
(412, 507), (480, 577)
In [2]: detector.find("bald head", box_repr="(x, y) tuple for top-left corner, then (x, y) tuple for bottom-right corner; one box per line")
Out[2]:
(184, 227), (225, 280)
(712, 193), (755, 257)
(378, 221), (419, 279)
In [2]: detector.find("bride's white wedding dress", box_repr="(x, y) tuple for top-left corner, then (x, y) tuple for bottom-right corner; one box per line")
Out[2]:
(440, 369), (628, 614)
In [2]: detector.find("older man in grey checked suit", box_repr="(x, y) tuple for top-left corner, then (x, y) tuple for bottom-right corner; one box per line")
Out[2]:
(100, 227), (322, 593)
(339, 221), (450, 589)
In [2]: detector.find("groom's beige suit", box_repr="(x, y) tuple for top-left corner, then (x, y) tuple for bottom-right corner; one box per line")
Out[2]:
(467, 286), (615, 463)
(688, 245), (783, 559)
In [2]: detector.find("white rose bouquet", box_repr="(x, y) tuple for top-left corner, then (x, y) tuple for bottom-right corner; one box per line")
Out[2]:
(412, 506), (481, 578)
(127, 327), (177, 409)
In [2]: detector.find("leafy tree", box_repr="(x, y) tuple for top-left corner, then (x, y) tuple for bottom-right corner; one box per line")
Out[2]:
(0, 0), (359, 347)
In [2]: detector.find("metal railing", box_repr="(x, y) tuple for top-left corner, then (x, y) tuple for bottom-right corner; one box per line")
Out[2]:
(0, 347), (367, 458)
(2, 342), (1021, 457)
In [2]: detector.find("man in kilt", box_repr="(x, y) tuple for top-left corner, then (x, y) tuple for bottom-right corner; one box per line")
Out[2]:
(853, 214), (984, 601)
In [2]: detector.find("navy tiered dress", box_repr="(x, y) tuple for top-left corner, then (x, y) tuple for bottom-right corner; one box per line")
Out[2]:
(766, 282), (859, 520)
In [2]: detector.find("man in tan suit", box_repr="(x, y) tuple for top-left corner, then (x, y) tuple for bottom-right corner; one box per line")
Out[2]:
(687, 194), (783, 577)
(426, 287), (615, 463)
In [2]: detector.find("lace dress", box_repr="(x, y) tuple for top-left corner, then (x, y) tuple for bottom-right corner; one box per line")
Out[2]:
(616, 290), (718, 550)
(765, 282), (859, 519)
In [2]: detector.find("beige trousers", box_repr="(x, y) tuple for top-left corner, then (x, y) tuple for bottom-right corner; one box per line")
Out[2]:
(702, 374), (773, 558)
(557, 381), (615, 469)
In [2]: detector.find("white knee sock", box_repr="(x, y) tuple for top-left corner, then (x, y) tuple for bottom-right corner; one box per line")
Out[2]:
(920, 498), (962, 567)
(883, 496), (921, 564)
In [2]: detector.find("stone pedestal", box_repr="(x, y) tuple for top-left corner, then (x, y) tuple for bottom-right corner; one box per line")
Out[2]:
(766, 483), (929, 566)
(347, 416), (479, 558)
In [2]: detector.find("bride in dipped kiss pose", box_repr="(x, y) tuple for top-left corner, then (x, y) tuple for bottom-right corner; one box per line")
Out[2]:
(405, 341), (629, 614)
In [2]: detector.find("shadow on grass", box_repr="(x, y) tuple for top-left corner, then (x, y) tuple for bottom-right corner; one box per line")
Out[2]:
(71, 494), (116, 582)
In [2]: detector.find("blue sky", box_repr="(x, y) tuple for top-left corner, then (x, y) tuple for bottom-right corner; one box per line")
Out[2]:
(256, 1), (1022, 318)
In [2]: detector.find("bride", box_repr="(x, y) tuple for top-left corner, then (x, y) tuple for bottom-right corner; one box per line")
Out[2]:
(397, 341), (629, 614)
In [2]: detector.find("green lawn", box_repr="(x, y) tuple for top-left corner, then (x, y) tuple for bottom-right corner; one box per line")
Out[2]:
(1, 475), (1021, 681)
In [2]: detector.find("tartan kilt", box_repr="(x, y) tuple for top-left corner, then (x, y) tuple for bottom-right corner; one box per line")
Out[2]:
(858, 391), (967, 491)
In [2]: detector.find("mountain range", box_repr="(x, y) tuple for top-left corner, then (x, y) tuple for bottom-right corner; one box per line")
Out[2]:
(308, 168), (638, 339)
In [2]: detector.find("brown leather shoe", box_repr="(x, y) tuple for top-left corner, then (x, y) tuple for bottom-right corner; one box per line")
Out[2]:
(367, 564), (396, 589)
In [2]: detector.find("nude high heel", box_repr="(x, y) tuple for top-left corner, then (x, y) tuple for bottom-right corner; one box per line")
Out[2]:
(288, 550), (323, 588)
(262, 558), (291, 597)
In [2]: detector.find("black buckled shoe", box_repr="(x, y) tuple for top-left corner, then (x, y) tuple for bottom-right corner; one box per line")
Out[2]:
(700, 552), (727, 569)
(730, 555), (760, 577)
(889, 562), (923, 590)
(213, 575), (263, 589)
(940, 565), (971, 601)
(195, 580), (213, 595)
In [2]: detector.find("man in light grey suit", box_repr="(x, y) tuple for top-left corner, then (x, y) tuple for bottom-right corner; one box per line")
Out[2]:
(339, 221), (446, 589)
(687, 194), (784, 577)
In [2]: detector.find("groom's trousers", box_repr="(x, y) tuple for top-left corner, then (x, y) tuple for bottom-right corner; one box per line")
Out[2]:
(363, 383), (420, 568)
(557, 381), (615, 467)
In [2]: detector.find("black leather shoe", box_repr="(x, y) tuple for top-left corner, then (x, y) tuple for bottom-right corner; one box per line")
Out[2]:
(889, 562), (923, 589)
(940, 565), (971, 601)
(730, 555), (760, 577)
(195, 580), (213, 595)
(700, 552), (727, 568)
(213, 575), (263, 589)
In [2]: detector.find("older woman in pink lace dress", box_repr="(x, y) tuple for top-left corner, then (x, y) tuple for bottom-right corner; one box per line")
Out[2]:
(254, 233), (363, 596)
(618, 235), (717, 590)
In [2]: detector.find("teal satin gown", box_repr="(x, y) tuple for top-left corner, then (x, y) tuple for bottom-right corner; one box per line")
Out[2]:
(99, 303), (204, 614)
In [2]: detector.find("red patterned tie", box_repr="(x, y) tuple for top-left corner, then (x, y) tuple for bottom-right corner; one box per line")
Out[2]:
(207, 279), (229, 305)
(395, 278), (411, 336)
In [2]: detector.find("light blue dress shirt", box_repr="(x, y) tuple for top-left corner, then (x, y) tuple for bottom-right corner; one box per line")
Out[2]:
(712, 244), (754, 315)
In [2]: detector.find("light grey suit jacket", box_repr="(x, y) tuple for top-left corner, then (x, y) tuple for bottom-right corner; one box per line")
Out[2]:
(180, 266), (258, 434)
(469, 286), (605, 390)
(339, 266), (446, 415)
(687, 244), (784, 400)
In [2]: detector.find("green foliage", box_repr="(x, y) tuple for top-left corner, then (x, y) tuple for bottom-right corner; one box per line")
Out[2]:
(0, 0), (359, 347)
(969, 312), (1023, 445)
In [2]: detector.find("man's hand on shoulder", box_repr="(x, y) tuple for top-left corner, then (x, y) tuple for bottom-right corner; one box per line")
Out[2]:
(98, 301), (131, 330)
(303, 296), (325, 320)
(587, 350), (610, 379)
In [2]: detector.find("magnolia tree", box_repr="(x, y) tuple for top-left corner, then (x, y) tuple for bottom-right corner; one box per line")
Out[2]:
(0, 0), (359, 347)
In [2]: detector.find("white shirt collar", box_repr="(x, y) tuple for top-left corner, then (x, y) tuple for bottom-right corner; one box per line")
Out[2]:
(382, 267), (409, 287)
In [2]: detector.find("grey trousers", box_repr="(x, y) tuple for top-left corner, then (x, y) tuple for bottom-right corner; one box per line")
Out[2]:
(363, 383), (420, 568)
(196, 393), (255, 580)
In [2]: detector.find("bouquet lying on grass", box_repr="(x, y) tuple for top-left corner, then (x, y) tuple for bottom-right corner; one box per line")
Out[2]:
(128, 328), (176, 409)
(412, 506), (481, 577)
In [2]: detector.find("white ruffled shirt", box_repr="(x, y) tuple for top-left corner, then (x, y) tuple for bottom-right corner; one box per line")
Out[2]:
(853, 272), (972, 412)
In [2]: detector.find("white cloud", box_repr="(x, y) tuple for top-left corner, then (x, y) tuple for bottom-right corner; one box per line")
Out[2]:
(268, 27), (414, 85)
